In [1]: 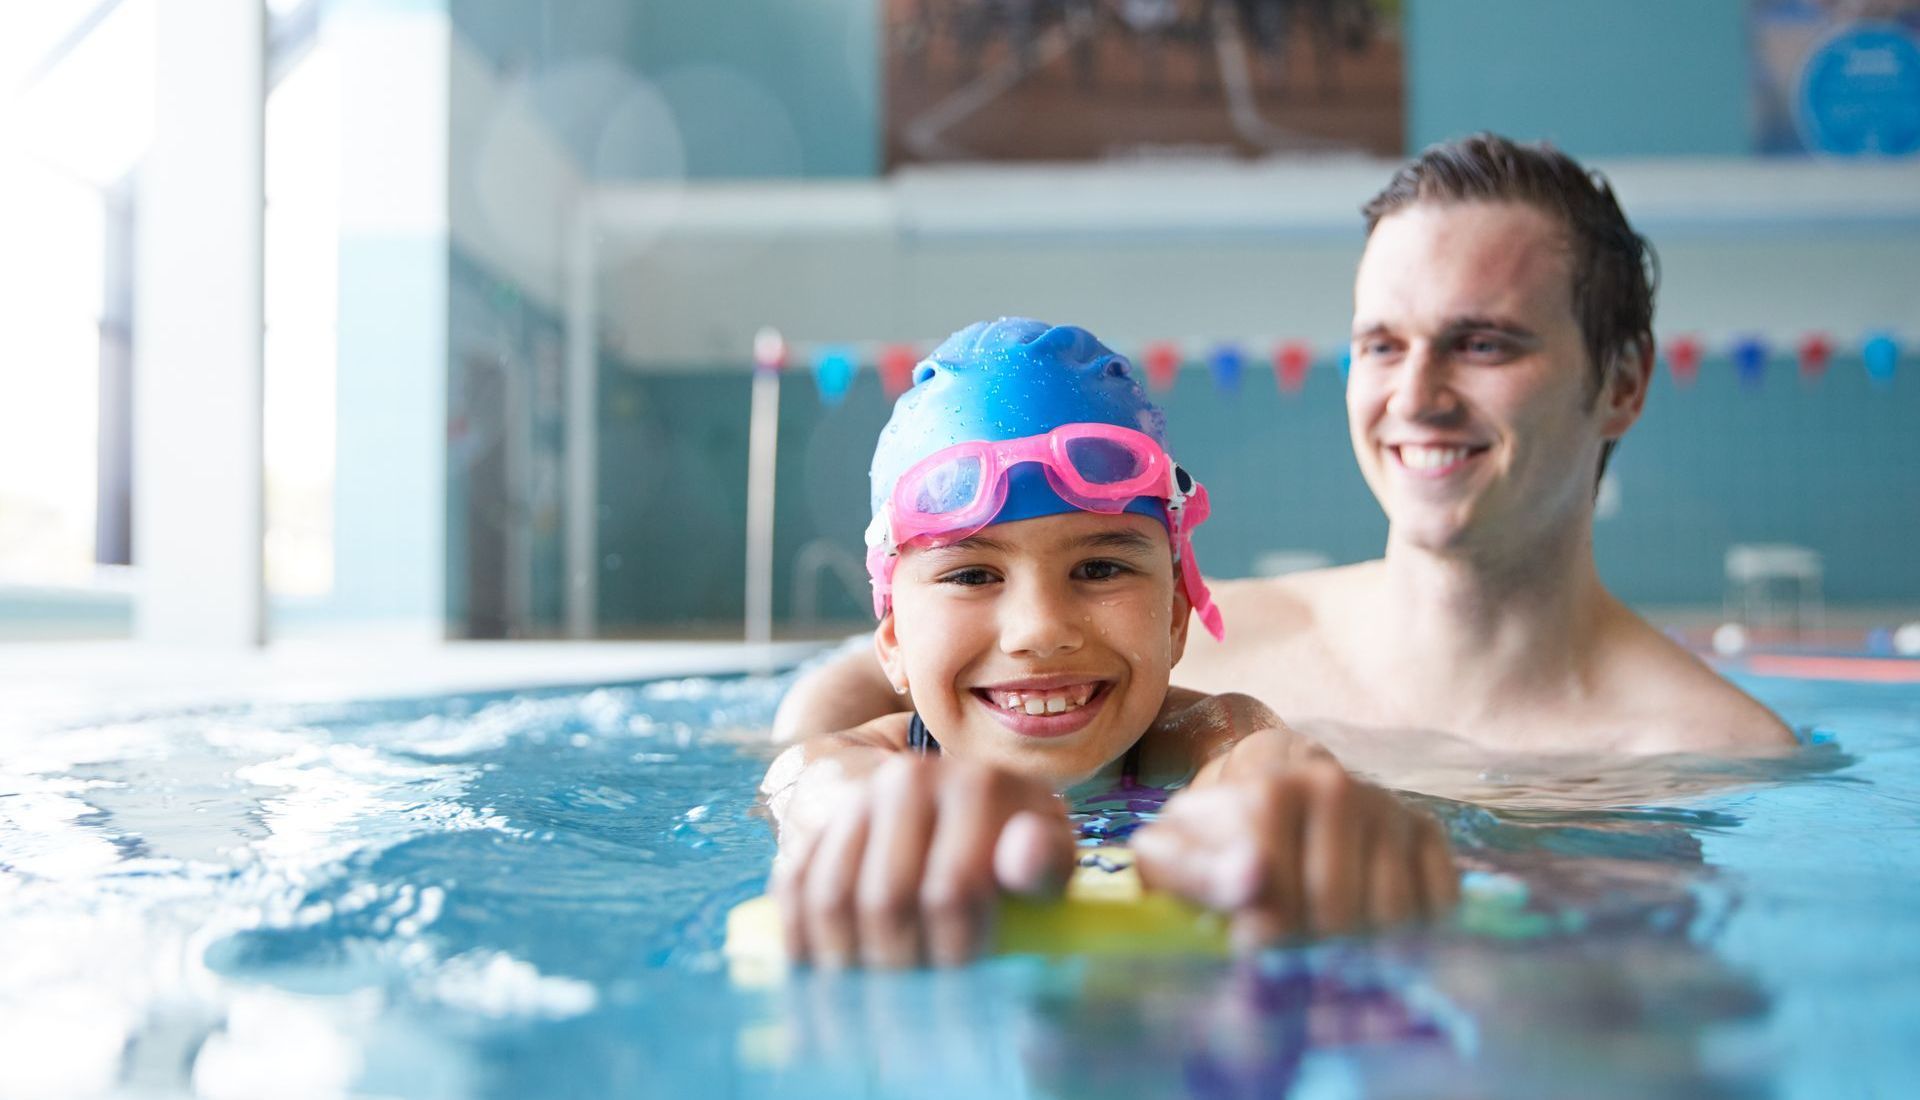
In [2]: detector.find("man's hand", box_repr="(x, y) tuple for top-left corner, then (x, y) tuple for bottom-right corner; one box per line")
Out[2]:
(1131, 752), (1458, 947)
(771, 755), (1076, 969)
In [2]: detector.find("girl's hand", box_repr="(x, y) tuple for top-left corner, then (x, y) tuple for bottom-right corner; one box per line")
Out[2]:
(1131, 754), (1458, 946)
(771, 755), (1076, 969)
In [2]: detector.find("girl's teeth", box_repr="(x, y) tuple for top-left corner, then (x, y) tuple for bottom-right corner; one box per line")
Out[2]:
(990, 685), (1095, 715)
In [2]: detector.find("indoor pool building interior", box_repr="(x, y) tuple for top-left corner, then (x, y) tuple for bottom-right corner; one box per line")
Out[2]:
(2, 1), (1918, 1097)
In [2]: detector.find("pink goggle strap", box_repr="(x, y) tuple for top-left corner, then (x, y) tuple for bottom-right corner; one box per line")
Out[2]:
(1168, 482), (1224, 642)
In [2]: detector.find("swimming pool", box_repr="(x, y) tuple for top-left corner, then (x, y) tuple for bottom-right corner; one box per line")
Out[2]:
(2, 661), (1916, 1098)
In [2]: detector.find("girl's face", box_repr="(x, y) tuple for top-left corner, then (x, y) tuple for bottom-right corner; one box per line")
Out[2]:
(874, 509), (1191, 788)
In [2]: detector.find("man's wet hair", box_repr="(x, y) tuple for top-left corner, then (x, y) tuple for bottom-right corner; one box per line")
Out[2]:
(1361, 133), (1658, 479)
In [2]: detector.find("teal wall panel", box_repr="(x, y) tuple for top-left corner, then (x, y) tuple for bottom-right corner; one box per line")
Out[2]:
(1599, 354), (1920, 605)
(628, 0), (879, 179)
(1407, 0), (1752, 156)
(596, 370), (755, 629)
(451, 0), (879, 179)
(595, 351), (1920, 631)
(445, 248), (570, 637)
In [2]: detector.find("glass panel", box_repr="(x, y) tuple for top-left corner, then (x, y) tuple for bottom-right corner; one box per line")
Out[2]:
(0, 0), (152, 598)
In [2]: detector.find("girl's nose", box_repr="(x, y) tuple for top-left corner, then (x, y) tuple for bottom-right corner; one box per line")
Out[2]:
(998, 577), (1084, 659)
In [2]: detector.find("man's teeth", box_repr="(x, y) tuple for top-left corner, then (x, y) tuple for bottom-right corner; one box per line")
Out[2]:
(987, 685), (1096, 715)
(1399, 444), (1472, 471)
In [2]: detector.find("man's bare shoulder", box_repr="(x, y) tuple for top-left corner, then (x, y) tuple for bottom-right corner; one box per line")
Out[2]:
(1196, 563), (1379, 654)
(1175, 563), (1380, 705)
(1600, 608), (1797, 755)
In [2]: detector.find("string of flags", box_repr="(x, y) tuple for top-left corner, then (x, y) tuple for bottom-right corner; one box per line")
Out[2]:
(751, 326), (1907, 405)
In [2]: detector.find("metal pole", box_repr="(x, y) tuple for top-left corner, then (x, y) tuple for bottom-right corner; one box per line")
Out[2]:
(564, 200), (598, 639)
(744, 350), (781, 649)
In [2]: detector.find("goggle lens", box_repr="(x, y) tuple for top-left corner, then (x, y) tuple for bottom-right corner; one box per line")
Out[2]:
(909, 455), (985, 515)
(1063, 435), (1150, 485)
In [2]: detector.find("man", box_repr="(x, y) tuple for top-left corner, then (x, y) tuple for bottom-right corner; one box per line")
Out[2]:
(775, 133), (1792, 759)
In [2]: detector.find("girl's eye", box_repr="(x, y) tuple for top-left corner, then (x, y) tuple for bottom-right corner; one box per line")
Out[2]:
(939, 567), (999, 587)
(1075, 559), (1132, 582)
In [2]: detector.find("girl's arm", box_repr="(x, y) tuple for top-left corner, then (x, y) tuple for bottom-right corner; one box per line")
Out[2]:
(770, 641), (909, 744)
(761, 717), (1074, 968)
(1136, 692), (1459, 945)
(761, 713), (909, 838)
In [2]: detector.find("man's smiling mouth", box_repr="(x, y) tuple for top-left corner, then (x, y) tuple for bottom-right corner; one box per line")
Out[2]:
(1390, 443), (1490, 474)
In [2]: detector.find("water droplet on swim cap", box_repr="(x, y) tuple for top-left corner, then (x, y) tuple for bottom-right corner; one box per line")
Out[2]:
(869, 317), (1168, 527)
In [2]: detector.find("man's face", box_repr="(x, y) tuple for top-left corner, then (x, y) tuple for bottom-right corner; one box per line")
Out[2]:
(875, 510), (1188, 788)
(1346, 201), (1642, 559)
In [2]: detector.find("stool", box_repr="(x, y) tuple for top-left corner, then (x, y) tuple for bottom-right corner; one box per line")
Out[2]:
(1724, 543), (1824, 639)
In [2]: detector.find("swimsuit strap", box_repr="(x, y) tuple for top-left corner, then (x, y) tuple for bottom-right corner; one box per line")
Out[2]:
(1120, 737), (1143, 788)
(907, 712), (940, 755)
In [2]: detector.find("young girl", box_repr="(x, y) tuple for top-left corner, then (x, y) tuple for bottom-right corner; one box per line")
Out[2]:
(764, 318), (1456, 968)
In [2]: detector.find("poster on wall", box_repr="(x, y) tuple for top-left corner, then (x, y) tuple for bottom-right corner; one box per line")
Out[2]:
(1752, 0), (1920, 156)
(883, 0), (1404, 167)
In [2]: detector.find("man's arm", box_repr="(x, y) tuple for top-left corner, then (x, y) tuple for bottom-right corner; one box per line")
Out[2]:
(772, 639), (910, 744)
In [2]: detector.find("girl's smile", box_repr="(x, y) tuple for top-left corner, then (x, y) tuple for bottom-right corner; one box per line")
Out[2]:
(972, 678), (1113, 737)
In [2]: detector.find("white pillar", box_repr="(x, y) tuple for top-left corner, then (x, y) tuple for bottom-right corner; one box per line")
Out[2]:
(564, 200), (598, 639)
(133, 0), (267, 646)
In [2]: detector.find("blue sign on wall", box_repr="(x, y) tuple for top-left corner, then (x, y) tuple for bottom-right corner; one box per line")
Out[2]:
(1798, 22), (1920, 156)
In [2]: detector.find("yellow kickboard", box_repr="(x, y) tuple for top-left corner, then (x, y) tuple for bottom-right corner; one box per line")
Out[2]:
(723, 846), (1229, 962)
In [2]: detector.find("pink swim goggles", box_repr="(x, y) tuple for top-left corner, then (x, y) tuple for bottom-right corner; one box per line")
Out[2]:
(865, 423), (1224, 641)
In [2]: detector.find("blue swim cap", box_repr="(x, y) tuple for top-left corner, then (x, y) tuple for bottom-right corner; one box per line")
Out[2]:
(869, 317), (1169, 530)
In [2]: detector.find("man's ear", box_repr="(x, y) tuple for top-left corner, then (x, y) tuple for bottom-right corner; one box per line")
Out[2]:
(1600, 338), (1654, 440)
(873, 613), (908, 696)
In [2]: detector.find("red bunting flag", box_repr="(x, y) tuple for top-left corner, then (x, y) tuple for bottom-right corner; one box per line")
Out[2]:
(1142, 341), (1182, 391)
(1274, 342), (1312, 394)
(1797, 333), (1832, 380)
(879, 344), (918, 397)
(1665, 335), (1702, 386)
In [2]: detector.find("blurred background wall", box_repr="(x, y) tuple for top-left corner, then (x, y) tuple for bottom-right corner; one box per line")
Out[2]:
(2, 0), (1915, 641)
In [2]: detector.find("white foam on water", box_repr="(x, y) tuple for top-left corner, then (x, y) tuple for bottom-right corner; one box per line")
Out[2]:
(424, 950), (598, 1020)
(190, 988), (370, 1100)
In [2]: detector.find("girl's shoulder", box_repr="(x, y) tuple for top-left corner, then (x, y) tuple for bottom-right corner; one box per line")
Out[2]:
(1144, 688), (1284, 771)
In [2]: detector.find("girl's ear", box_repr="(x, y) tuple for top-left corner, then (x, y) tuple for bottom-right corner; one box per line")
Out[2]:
(1168, 581), (1192, 667)
(873, 614), (908, 696)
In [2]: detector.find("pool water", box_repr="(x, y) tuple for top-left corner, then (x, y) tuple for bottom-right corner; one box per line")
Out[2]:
(2, 666), (1916, 1098)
